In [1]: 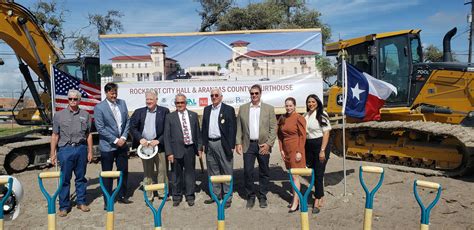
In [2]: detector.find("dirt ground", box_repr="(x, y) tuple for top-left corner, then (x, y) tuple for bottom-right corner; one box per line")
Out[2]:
(4, 144), (474, 230)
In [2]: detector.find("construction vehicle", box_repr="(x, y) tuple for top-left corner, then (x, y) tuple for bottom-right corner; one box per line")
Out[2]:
(0, 1), (100, 174)
(325, 28), (474, 176)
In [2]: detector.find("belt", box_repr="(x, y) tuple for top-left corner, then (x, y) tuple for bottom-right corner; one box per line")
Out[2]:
(184, 144), (194, 147)
(208, 137), (221, 142)
(250, 139), (259, 143)
(66, 142), (85, 147)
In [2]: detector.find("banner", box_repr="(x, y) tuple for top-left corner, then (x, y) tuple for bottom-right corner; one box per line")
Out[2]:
(99, 29), (324, 112)
(111, 77), (322, 112)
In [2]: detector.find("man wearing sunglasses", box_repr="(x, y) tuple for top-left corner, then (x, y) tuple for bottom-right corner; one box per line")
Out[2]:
(50, 89), (93, 217)
(164, 93), (202, 207)
(236, 84), (277, 209)
(201, 89), (236, 208)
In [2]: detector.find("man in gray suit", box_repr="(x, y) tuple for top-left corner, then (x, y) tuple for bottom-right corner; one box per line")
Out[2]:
(236, 84), (277, 209)
(94, 82), (132, 205)
(164, 93), (202, 207)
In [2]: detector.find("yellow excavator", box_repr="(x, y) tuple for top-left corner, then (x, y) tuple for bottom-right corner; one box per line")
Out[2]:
(0, 0), (100, 174)
(325, 28), (474, 176)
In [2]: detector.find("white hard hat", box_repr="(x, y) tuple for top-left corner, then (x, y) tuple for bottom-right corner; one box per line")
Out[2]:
(137, 143), (158, 160)
(0, 176), (23, 221)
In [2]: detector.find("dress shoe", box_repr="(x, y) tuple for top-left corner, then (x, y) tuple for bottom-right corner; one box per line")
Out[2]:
(246, 198), (255, 209)
(187, 200), (195, 207)
(288, 204), (299, 213)
(173, 200), (181, 207)
(259, 198), (268, 208)
(117, 198), (133, 204)
(76, 204), (90, 212)
(58, 209), (68, 217)
(204, 198), (215, 204)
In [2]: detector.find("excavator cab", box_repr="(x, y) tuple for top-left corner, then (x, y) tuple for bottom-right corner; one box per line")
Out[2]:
(55, 57), (101, 86)
(326, 30), (423, 110)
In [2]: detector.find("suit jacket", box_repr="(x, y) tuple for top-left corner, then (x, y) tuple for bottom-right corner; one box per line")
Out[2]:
(236, 102), (277, 153)
(94, 98), (130, 152)
(201, 103), (236, 158)
(130, 105), (170, 150)
(164, 109), (201, 158)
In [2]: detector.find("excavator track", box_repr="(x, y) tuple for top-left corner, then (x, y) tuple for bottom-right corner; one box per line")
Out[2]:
(330, 120), (474, 177)
(0, 134), (51, 174)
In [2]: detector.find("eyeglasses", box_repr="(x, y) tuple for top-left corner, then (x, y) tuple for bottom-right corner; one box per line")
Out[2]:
(210, 94), (220, 98)
(250, 92), (259, 96)
(175, 101), (185, 105)
(68, 98), (79, 101)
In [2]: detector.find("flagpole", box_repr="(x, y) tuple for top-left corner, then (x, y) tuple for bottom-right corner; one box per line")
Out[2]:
(49, 55), (56, 118)
(340, 50), (348, 197)
(49, 56), (59, 186)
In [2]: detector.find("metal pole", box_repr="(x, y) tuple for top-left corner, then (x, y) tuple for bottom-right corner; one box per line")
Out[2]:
(466, 1), (474, 62)
(340, 51), (348, 196)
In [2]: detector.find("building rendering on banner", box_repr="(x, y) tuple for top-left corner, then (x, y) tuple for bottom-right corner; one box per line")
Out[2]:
(110, 42), (178, 82)
(227, 40), (319, 79)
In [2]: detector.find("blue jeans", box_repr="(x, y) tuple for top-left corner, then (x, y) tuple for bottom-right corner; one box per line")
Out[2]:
(57, 144), (88, 211)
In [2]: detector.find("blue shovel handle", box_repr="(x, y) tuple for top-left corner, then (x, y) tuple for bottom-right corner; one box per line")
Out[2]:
(38, 173), (64, 214)
(414, 180), (441, 225)
(359, 166), (384, 209)
(209, 176), (234, 221)
(0, 177), (13, 219)
(143, 184), (169, 228)
(289, 168), (315, 212)
(99, 171), (123, 212)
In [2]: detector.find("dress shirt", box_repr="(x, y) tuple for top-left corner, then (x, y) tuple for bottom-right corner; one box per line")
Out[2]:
(208, 103), (222, 138)
(142, 107), (157, 140)
(249, 102), (261, 140)
(107, 99), (122, 131)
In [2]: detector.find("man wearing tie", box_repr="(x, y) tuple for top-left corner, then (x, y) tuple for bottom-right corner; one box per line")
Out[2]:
(94, 82), (132, 205)
(236, 84), (277, 209)
(130, 90), (170, 201)
(201, 89), (236, 208)
(164, 93), (202, 207)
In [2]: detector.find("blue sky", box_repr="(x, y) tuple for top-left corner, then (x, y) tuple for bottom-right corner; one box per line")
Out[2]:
(0, 0), (470, 95)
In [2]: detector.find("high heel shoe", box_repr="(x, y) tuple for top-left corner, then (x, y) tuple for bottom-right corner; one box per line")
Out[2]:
(288, 204), (299, 213)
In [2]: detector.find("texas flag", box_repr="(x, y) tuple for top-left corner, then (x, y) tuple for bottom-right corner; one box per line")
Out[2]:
(342, 60), (397, 121)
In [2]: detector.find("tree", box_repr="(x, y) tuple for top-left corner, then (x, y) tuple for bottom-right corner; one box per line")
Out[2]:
(206, 0), (332, 44)
(423, 45), (443, 62)
(196, 0), (234, 32)
(31, 0), (68, 50)
(315, 55), (336, 86)
(88, 10), (124, 35)
(100, 64), (113, 77)
(30, 1), (123, 56)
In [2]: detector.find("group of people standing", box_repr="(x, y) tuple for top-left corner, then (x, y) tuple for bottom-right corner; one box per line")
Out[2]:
(49, 82), (331, 217)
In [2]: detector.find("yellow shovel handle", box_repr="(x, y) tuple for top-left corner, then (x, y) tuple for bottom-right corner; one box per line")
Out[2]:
(217, 220), (225, 230)
(48, 213), (56, 230)
(363, 208), (373, 230)
(106, 211), (114, 230)
(420, 224), (429, 230)
(300, 211), (309, 230)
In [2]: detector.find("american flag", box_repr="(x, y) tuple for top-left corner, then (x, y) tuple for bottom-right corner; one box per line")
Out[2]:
(53, 67), (101, 114)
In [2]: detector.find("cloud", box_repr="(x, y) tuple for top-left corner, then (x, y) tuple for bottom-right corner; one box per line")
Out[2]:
(426, 11), (465, 27)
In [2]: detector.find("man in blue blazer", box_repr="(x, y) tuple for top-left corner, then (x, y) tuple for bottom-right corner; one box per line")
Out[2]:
(94, 82), (132, 204)
(130, 90), (170, 200)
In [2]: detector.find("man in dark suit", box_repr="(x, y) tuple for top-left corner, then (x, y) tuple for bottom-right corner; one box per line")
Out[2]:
(130, 90), (170, 201)
(164, 93), (202, 207)
(94, 82), (132, 205)
(201, 89), (236, 208)
(236, 84), (277, 209)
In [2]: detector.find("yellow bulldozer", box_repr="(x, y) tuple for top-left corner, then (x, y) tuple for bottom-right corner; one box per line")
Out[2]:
(325, 28), (474, 176)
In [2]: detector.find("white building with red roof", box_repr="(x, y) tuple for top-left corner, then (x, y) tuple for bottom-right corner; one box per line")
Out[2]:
(227, 40), (318, 79)
(110, 42), (178, 82)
